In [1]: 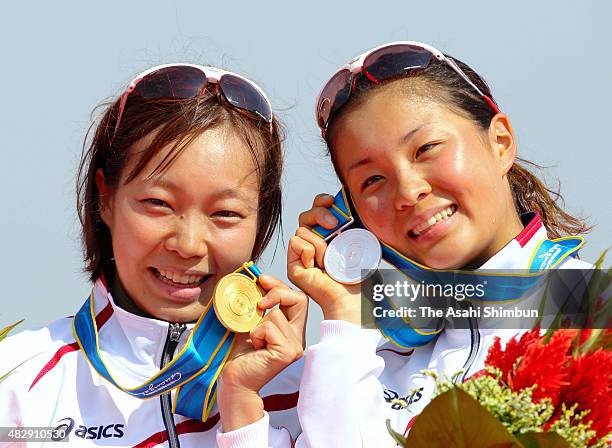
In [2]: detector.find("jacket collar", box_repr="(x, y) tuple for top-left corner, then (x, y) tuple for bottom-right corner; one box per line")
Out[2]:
(90, 279), (195, 382)
(478, 212), (548, 270)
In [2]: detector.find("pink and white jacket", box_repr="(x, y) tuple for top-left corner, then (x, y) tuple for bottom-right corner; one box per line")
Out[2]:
(0, 278), (302, 447)
(296, 213), (592, 447)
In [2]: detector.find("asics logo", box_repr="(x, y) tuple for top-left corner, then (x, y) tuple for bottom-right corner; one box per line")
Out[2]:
(384, 387), (424, 410)
(54, 417), (125, 441)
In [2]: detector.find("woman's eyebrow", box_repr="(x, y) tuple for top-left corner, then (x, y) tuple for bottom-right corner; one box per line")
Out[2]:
(346, 124), (427, 177)
(145, 176), (255, 200)
(346, 156), (374, 176)
(146, 177), (179, 191)
(208, 187), (250, 200)
(398, 124), (425, 146)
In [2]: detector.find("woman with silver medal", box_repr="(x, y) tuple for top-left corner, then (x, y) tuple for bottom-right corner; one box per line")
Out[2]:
(288, 41), (594, 446)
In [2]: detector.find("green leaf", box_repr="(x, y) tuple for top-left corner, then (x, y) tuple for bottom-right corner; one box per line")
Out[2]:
(406, 387), (523, 447)
(386, 419), (407, 446)
(0, 319), (34, 384)
(580, 327), (612, 355)
(516, 431), (570, 448)
(0, 319), (24, 343)
(546, 249), (610, 343)
(0, 358), (31, 383)
(593, 247), (610, 270)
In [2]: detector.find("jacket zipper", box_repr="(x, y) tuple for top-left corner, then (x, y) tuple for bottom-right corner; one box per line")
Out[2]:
(459, 302), (481, 383)
(160, 323), (187, 448)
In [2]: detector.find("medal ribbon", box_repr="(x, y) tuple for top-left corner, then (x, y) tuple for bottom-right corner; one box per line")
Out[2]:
(172, 262), (262, 419)
(312, 189), (584, 348)
(73, 262), (262, 421)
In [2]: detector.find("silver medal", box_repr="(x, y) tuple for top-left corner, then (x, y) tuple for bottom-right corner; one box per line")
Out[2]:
(324, 228), (382, 284)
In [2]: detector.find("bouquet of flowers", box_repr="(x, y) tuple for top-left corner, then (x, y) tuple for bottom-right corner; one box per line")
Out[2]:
(391, 255), (611, 447)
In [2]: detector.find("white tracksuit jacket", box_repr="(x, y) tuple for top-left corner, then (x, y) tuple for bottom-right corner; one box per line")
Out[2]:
(0, 213), (592, 447)
(296, 212), (592, 447)
(0, 278), (302, 447)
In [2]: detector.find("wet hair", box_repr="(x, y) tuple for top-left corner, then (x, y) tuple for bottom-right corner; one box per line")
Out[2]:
(77, 80), (283, 281)
(325, 55), (590, 239)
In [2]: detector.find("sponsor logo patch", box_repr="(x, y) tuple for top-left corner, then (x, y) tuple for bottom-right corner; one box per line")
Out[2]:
(54, 417), (125, 441)
(383, 387), (424, 410)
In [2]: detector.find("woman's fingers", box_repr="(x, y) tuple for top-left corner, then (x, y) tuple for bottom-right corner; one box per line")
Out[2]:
(262, 308), (298, 344)
(295, 226), (328, 269)
(258, 277), (308, 316)
(249, 309), (303, 362)
(298, 193), (338, 229)
(312, 193), (335, 208)
(288, 233), (317, 270)
(257, 273), (290, 293)
(256, 275), (308, 345)
(287, 231), (329, 294)
(221, 310), (304, 397)
(258, 275), (305, 309)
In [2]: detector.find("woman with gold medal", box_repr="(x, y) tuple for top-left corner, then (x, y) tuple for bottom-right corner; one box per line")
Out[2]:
(0, 64), (307, 447)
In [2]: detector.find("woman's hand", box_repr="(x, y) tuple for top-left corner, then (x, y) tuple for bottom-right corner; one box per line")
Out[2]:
(288, 193), (362, 324)
(217, 275), (307, 432)
(297, 193), (339, 231)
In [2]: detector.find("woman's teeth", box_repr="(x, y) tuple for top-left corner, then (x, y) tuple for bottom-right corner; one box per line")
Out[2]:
(155, 268), (205, 287)
(412, 205), (457, 236)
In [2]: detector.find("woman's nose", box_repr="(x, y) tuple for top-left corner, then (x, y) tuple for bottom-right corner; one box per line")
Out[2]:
(165, 214), (208, 259)
(393, 169), (431, 210)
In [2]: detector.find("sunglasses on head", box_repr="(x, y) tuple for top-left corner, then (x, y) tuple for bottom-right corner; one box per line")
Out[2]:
(111, 63), (273, 146)
(315, 41), (500, 136)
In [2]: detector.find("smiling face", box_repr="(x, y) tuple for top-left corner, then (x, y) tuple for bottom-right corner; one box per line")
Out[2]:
(98, 125), (259, 322)
(330, 82), (523, 269)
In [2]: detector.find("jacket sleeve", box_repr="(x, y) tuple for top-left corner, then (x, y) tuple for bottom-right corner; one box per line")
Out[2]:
(216, 412), (292, 448)
(295, 320), (396, 447)
(0, 329), (45, 427)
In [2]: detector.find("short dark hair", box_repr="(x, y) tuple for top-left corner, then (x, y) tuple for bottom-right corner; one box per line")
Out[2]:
(77, 84), (283, 281)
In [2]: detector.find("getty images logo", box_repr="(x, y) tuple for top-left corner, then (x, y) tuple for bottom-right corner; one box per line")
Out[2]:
(53, 417), (125, 441)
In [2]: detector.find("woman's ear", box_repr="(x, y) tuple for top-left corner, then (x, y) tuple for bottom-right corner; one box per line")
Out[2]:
(488, 113), (516, 176)
(95, 168), (113, 227)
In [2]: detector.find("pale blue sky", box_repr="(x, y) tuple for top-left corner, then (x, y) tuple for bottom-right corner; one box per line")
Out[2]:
(1, 1), (610, 342)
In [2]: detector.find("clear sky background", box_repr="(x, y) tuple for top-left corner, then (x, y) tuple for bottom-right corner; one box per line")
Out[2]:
(1, 1), (610, 343)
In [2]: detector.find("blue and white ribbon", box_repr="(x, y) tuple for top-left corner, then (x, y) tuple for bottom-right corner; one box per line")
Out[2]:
(73, 262), (262, 421)
(313, 189), (583, 348)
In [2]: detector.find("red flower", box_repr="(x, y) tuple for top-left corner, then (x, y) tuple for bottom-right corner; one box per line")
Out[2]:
(506, 330), (574, 406)
(560, 349), (612, 441)
(485, 329), (541, 381)
(483, 328), (611, 443)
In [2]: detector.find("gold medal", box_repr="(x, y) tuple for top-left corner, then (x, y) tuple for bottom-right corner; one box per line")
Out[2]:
(213, 272), (264, 333)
